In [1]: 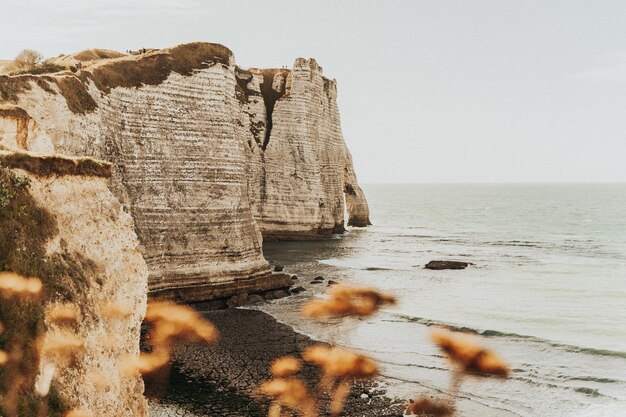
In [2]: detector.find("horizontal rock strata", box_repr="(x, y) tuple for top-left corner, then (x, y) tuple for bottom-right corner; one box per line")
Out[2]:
(238, 60), (371, 238)
(0, 41), (369, 301)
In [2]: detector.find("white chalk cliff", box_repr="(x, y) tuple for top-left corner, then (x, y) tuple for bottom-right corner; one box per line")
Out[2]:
(0, 42), (370, 302)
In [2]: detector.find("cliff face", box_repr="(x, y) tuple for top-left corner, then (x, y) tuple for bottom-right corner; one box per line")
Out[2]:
(0, 150), (148, 416)
(343, 147), (371, 227)
(238, 59), (371, 238)
(0, 42), (369, 301)
(0, 106), (52, 153)
(95, 52), (278, 302)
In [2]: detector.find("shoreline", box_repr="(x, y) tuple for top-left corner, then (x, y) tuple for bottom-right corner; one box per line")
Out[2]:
(147, 305), (516, 417)
(145, 258), (518, 417)
(147, 307), (405, 416)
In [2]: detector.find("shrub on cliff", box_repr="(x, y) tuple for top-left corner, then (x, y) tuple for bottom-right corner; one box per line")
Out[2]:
(8, 50), (43, 73)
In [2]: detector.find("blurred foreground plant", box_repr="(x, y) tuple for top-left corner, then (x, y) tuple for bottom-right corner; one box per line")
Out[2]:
(301, 285), (396, 319)
(1, 268), (511, 417)
(124, 301), (219, 381)
(0, 273), (91, 417)
(260, 357), (316, 417)
(0, 272), (45, 417)
(405, 328), (510, 416)
(259, 285), (391, 417)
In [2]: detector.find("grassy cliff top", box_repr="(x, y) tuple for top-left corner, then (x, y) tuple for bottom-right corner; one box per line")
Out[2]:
(80, 42), (233, 93)
(0, 42), (234, 114)
(49, 48), (127, 65)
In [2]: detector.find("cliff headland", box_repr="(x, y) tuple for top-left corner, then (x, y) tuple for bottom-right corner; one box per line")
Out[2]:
(0, 42), (370, 304)
(0, 41), (372, 416)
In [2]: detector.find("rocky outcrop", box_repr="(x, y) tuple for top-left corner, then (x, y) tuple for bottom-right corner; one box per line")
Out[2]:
(237, 60), (370, 238)
(424, 261), (471, 270)
(344, 147), (371, 227)
(0, 150), (148, 416)
(0, 42), (368, 301)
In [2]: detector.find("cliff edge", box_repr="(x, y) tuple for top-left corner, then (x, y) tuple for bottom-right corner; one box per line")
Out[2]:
(0, 42), (369, 302)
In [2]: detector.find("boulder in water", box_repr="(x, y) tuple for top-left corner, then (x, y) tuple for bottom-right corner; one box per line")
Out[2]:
(425, 260), (471, 270)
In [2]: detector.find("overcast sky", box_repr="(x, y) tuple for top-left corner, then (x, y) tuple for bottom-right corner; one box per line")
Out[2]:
(2, 0), (625, 183)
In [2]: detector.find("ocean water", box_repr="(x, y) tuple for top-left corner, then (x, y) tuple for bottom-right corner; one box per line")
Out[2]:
(259, 183), (626, 417)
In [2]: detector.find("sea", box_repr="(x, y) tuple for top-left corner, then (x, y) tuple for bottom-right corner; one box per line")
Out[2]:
(256, 183), (626, 417)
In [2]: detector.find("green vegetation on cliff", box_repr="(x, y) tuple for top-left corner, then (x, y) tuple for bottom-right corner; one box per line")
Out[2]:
(0, 167), (66, 417)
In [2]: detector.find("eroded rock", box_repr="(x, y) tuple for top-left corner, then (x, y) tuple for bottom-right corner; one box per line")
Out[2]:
(425, 260), (471, 270)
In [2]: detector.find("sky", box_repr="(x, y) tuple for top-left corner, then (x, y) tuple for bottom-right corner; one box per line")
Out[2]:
(1, 0), (626, 183)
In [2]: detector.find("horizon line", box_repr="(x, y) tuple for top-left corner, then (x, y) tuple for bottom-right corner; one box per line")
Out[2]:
(361, 181), (626, 185)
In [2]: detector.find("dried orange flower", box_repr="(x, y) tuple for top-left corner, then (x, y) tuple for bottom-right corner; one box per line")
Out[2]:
(146, 301), (219, 347)
(302, 285), (396, 319)
(0, 350), (8, 365)
(87, 370), (111, 389)
(302, 345), (378, 379)
(47, 303), (80, 327)
(0, 272), (42, 299)
(34, 362), (57, 396)
(64, 410), (92, 417)
(41, 330), (85, 367)
(100, 302), (132, 319)
(124, 301), (219, 377)
(270, 356), (302, 378)
(259, 377), (316, 416)
(406, 397), (454, 416)
(123, 351), (170, 376)
(430, 329), (509, 377)
(329, 380), (352, 416)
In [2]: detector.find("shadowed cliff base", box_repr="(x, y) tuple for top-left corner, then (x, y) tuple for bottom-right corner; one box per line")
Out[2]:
(149, 273), (292, 307)
(262, 224), (347, 242)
